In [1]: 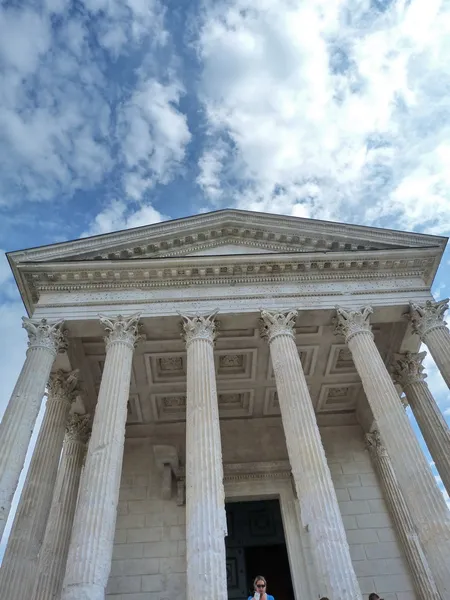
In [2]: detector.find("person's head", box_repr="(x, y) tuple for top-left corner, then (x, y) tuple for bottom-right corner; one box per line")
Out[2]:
(253, 576), (267, 593)
(369, 594), (380, 600)
(319, 597), (330, 600)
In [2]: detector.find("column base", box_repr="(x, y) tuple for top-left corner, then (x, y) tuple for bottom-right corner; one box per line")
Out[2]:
(62, 583), (105, 600)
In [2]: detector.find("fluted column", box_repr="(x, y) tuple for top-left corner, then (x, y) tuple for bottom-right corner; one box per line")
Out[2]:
(61, 314), (141, 600)
(0, 369), (79, 600)
(0, 318), (66, 539)
(366, 430), (441, 600)
(393, 352), (450, 495)
(32, 413), (91, 600)
(260, 310), (362, 600)
(409, 299), (450, 389)
(335, 307), (450, 599)
(181, 312), (228, 600)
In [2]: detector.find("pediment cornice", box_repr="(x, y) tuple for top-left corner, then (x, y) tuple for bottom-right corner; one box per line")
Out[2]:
(8, 209), (447, 264)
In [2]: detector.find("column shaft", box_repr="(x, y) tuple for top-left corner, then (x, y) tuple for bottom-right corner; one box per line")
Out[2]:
(182, 312), (227, 600)
(0, 369), (78, 600)
(61, 314), (140, 600)
(0, 318), (65, 539)
(335, 307), (450, 599)
(261, 310), (362, 600)
(409, 300), (450, 389)
(32, 414), (90, 600)
(367, 431), (441, 600)
(393, 352), (450, 496)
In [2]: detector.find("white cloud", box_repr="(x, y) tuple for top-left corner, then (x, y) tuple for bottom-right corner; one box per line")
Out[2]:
(0, 0), (181, 208)
(119, 78), (191, 201)
(197, 0), (450, 232)
(82, 200), (167, 236)
(197, 144), (228, 203)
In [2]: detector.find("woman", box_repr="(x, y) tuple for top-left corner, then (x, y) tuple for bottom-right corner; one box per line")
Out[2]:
(248, 575), (275, 600)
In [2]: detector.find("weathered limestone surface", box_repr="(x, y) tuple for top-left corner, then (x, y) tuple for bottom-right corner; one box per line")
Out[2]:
(61, 314), (141, 600)
(181, 312), (228, 600)
(409, 299), (450, 389)
(32, 413), (91, 600)
(0, 318), (66, 539)
(335, 307), (450, 599)
(393, 352), (450, 496)
(366, 430), (441, 600)
(260, 309), (362, 600)
(0, 369), (79, 600)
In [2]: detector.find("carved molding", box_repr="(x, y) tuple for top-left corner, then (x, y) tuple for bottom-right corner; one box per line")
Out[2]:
(174, 460), (292, 504)
(10, 210), (443, 265)
(18, 249), (437, 310)
(408, 299), (449, 338)
(22, 317), (67, 355)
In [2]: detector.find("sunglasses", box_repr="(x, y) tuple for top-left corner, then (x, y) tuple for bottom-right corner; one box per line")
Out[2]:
(256, 584), (266, 588)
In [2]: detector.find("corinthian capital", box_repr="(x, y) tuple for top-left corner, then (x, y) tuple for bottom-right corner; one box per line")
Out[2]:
(392, 352), (427, 389)
(259, 310), (297, 343)
(366, 430), (388, 457)
(99, 313), (142, 350)
(408, 299), (449, 338)
(65, 413), (91, 444)
(47, 370), (80, 405)
(22, 317), (67, 355)
(333, 306), (373, 342)
(180, 310), (218, 347)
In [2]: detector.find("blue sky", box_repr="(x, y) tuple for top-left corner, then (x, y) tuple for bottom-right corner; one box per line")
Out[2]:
(1, 0), (450, 556)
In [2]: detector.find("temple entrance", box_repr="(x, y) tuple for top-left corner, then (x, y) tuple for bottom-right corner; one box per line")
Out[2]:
(225, 499), (295, 600)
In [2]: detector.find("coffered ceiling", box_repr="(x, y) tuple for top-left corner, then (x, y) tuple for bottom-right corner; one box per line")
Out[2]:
(81, 313), (407, 428)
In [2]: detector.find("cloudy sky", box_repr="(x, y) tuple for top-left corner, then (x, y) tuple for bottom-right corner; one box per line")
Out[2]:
(1, 0), (450, 555)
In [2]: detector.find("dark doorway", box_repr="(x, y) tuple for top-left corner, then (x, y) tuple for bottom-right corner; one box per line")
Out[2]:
(225, 499), (295, 600)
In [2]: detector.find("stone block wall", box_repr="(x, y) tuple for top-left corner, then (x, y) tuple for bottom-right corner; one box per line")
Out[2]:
(107, 421), (417, 600)
(321, 425), (416, 600)
(106, 437), (186, 600)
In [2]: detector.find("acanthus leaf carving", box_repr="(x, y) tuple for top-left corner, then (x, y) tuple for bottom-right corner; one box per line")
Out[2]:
(47, 370), (80, 405)
(259, 309), (297, 343)
(408, 299), (449, 338)
(180, 310), (219, 347)
(333, 306), (373, 342)
(365, 430), (388, 457)
(22, 317), (67, 355)
(65, 413), (91, 444)
(99, 313), (142, 350)
(392, 351), (428, 389)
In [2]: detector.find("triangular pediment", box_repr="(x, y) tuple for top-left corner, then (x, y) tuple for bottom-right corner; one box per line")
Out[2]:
(8, 209), (446, 264)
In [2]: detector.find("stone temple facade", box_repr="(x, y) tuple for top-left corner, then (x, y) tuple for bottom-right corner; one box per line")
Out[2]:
(1, 209), (450, 600)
